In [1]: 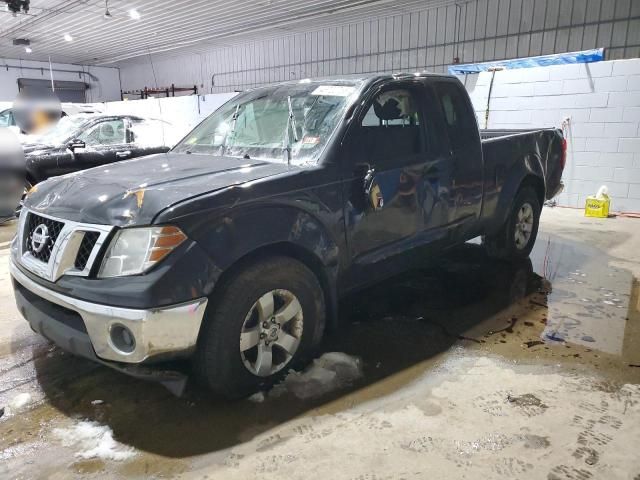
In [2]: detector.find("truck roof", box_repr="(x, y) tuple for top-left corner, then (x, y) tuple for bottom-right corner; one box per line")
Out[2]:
(243, 72), (458, 92)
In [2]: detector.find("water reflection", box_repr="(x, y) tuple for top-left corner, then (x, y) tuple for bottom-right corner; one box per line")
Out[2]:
(529, 235), (632, 356)
(342, 234), (635, 363)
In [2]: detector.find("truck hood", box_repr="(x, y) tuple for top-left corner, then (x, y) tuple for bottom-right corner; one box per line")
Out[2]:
(24, 152), (290, 226)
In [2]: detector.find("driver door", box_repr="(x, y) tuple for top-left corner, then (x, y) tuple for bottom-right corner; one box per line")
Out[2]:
(66, 118), (132, 173)
(341, 82), (433, 287)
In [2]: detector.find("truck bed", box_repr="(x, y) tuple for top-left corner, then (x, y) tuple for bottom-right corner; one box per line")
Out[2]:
(478, 127), (565, 229)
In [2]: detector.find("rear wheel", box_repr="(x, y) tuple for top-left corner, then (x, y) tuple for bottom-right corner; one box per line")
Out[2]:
(194, 256), (325, 398)
(484, 186), (541, 259)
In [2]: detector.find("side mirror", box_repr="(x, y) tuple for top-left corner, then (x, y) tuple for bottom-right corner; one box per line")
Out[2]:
(67, 139), (86, 151)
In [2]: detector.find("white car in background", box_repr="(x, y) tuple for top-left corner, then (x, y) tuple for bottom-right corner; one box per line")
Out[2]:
(0, 103), (104, 140)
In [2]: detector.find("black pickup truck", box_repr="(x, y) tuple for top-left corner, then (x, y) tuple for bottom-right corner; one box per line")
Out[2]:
(10, 73), (565, 397)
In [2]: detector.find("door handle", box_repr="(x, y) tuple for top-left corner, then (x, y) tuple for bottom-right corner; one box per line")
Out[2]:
(115, 151), (132, 158)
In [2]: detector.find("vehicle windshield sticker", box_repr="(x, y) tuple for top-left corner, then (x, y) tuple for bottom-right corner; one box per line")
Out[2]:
(311, 85), (356, 97)
(300, 135), (321, 148)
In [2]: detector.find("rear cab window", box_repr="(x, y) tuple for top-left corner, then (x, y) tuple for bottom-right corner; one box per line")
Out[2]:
(434, 81), (478, 147)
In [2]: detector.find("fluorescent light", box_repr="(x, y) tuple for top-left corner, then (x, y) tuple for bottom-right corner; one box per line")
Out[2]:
(128, 9), (141, 20)
(64, 33), (73, 42)
(25, 46), (32, 53)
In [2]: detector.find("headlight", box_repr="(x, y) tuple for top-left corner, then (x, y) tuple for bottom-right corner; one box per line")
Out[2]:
(98, 226), (187, 278)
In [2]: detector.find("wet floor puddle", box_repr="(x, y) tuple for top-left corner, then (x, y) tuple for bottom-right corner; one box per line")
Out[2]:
(0, 232), (639, 477)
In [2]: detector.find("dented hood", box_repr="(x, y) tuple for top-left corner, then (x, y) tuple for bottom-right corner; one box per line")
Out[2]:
(24, 152), (289, 226)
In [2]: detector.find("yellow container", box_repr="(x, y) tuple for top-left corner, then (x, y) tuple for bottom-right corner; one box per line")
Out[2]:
(584, 195), (610, 218)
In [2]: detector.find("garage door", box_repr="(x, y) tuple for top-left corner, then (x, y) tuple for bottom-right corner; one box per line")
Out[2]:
(17, 78), (88, 103)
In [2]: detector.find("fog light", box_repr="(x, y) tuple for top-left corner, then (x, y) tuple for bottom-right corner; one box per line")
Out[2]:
(110, 324), (136, 353)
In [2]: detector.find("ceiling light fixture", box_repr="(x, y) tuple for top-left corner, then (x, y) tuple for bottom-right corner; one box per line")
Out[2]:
(128, 8), (140, 20)
(25, 46), (32, 53)
(64, 33), (73, 42)
(4, 0), (30, 15)
(103, 0), (112, 19)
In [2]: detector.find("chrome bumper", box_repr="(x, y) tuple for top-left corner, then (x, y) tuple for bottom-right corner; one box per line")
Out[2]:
(10, 260), (208, 364)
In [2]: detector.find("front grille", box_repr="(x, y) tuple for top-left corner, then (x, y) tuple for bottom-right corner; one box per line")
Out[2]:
(74, 231), (100, 270)
(24, 213), (65, 263)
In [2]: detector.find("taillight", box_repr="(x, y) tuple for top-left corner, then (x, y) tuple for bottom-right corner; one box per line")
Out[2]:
(560, 138), (567, 171)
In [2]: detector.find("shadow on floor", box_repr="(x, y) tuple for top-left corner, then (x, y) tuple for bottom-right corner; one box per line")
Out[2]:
(29, 243), (546, 457)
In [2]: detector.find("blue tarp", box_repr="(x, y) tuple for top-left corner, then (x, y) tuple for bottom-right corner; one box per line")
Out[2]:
(448, 48), (604, 75)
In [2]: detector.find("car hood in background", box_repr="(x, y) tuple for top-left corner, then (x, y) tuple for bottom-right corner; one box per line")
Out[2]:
(22, 142), (62, 155)
(24, 152), (290, 226)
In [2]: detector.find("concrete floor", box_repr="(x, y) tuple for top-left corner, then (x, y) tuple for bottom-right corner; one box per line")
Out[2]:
(0, 208), (639, 480)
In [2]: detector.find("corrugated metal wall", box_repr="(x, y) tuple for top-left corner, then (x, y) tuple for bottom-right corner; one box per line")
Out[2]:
(119, 0), (640, 93)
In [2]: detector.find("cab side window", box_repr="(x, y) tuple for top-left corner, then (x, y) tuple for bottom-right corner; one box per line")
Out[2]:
(435, 82), (477, 147)
(358, 88), (425, 164)
(79, 119), (127, 146)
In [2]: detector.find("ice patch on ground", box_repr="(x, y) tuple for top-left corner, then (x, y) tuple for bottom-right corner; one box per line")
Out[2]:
(9, 393), (32, 411)
(272, 352), (363, 400)
(248, 391), (266, 403)
(53, 421), (136, 461)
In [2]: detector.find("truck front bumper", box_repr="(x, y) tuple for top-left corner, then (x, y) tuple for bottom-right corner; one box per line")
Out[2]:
(10, 259), (208, 365)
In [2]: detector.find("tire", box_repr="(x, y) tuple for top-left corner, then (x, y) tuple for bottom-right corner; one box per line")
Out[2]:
(193, 256), (325, 398)
(483, 186), (541, 259)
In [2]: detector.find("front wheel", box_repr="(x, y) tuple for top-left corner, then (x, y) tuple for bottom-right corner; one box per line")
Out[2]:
(483, 186), (541, 259)
(193, 256), (325, 398)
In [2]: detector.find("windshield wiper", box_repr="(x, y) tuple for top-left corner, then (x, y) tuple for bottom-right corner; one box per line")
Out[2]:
(282, 96), (298, 166)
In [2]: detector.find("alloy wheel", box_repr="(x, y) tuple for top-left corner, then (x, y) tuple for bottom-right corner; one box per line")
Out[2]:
(239, 289), (304, 377)
(514, 202), (534, 250)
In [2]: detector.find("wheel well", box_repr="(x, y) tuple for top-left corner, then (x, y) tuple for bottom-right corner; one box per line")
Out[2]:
(520, 175), (545, 206)
(209, 242), (336, 330)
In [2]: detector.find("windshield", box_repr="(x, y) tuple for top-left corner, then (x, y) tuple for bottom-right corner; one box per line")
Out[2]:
(172, 81), (362, 164)
(32, 115), (93, 145)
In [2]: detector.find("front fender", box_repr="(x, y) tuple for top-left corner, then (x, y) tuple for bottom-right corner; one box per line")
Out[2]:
(186, 202), (343, 329)
(193, 204), (341, 273)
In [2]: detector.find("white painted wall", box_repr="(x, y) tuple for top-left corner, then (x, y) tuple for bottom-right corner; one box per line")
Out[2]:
(462, 58), (640, 212)
(0, 58), (121, 103)
(117, 0), (640, 94)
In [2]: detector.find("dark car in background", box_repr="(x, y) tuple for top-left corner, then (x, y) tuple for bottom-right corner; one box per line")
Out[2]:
(22, 114), (174, 187)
